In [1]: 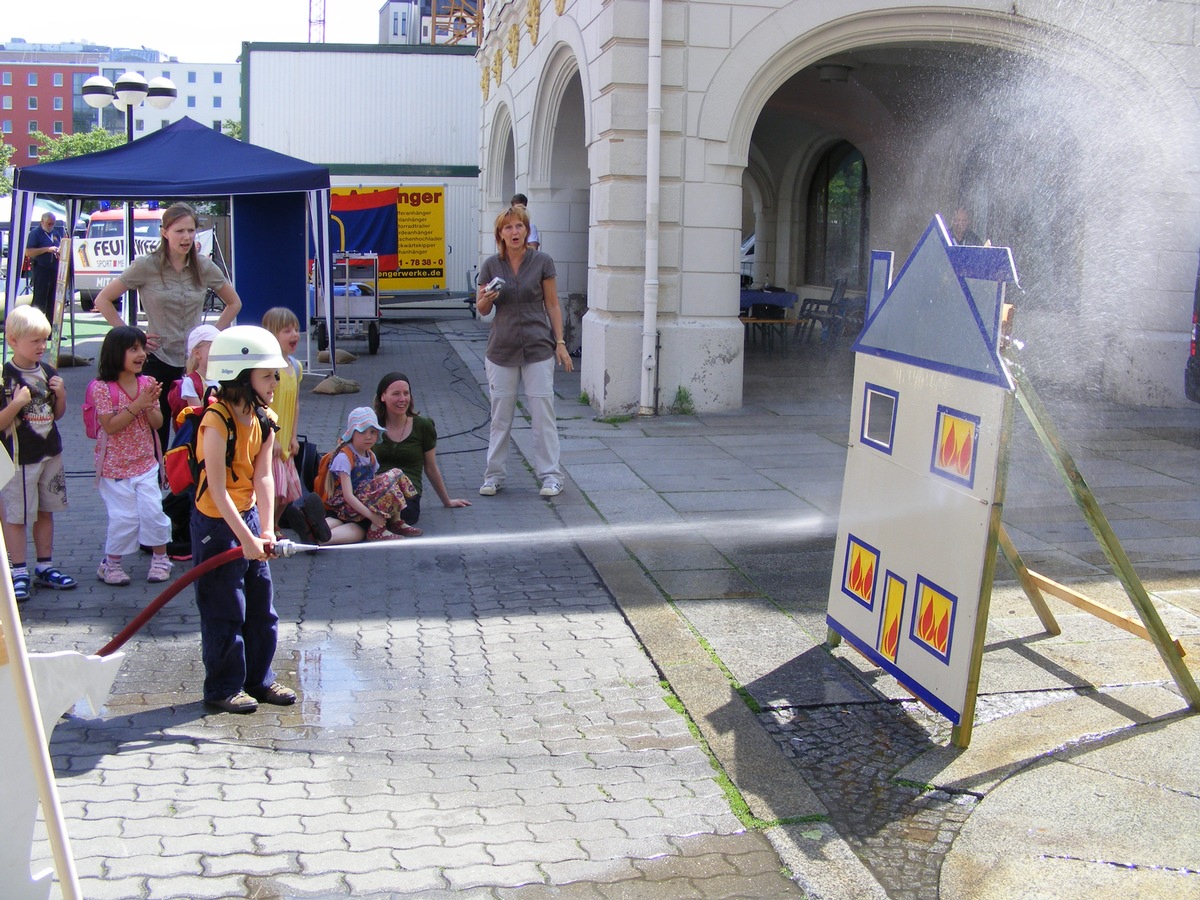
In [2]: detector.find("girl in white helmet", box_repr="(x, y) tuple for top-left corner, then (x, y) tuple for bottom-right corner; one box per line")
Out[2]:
(192, 325), (296, 714)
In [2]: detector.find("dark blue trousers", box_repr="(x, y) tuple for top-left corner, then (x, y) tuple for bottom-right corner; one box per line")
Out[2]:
(191, 505), (278, 702)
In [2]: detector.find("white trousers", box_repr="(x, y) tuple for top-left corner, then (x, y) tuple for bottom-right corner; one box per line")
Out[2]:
(483, 356), (563, 483)
(98, 468), (171, 555)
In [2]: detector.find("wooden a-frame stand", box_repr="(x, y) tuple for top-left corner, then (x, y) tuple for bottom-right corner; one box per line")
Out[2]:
(951, 360), (1200, 747)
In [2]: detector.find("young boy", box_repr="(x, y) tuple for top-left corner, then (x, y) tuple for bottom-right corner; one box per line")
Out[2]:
(0, 305), (76, 601)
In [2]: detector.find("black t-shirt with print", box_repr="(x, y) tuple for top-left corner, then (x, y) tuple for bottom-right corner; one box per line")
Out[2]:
(2, 360), (63, 465)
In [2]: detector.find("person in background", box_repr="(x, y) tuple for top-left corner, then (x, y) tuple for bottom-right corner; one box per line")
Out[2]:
(25, 213), (64, 321)
(93, 202), (242, 449)
(90, 326), (172, 586)
(191, 325), (294, 714)
(168, 323), (221, 426)
(476, 206), (572, 498)
(373, 371), (470, 530)
(163, 322), (223, 562)
(0, 306), (75, 602)
(261, 307), (330, 545)
(949, 207), (981, 246)
(510, 193), (540, 251)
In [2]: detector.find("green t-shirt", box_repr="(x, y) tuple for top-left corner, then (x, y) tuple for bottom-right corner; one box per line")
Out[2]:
(374, 415), (437, 495)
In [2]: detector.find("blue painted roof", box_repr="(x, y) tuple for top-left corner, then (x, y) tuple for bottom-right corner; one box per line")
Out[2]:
(853, 215), (1018, 389)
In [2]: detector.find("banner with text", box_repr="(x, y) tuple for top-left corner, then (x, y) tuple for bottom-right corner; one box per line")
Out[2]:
(331, 187), (446, 292)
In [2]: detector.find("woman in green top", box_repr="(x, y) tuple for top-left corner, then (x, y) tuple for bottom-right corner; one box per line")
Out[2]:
(372, 372), (471, 530)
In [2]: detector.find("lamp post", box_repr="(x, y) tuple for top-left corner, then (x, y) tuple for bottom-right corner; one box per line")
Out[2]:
(81, 72), (177, 324)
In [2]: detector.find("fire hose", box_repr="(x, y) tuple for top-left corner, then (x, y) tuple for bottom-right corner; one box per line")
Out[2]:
(97, 539), (314, 657)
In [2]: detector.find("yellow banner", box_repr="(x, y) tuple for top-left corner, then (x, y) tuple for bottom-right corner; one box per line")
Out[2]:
(331, 187), (446, 292)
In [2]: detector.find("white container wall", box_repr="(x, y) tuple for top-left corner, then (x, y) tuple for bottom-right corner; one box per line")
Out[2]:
(243, 44), (480, 167)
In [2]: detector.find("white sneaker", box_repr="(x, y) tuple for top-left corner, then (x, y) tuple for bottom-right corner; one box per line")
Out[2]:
(540, 479), (563, 497)
(479, 480), (501, 496)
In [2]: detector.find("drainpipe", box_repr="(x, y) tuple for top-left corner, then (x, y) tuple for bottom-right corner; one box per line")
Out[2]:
(638, 0), (664, 416)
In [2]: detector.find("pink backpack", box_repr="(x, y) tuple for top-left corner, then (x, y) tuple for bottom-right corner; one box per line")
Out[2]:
(82, 380), (122, 440)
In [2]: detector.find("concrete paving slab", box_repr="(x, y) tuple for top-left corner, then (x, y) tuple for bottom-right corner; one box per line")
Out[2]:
(566, 462), (648, 491)
(897, 685), (1187, 793)
(664, 489), (810, 514)
(677, 598), (877, 708)
(638, 470), (782, 492)
(652, 569), (760, 600)
(941, 736), (1200, 899)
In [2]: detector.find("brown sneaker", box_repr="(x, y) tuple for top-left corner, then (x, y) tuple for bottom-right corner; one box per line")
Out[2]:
(247, 682), (297, 705)
(206, 691), (258, 713)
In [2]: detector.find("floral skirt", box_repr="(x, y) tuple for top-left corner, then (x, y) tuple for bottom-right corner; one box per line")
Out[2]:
(327, 469), (417, 524)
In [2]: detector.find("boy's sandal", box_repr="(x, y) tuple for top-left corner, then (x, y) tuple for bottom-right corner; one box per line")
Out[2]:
(34, 568), (77, 590)
(12, 573), (31, 602)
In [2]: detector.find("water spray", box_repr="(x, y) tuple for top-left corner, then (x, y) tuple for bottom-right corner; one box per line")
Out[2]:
(96, 512), (832, 657)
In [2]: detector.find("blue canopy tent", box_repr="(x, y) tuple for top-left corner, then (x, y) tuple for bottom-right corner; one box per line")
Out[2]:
(3, 117), (335, 370)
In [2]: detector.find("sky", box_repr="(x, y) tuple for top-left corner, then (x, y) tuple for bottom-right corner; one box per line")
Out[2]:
(2, 0), (386, 64)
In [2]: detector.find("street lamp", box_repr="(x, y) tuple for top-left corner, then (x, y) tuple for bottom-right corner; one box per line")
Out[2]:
(81, 72), (177, 322)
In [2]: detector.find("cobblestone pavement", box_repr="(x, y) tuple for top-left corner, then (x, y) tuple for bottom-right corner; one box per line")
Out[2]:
(764, 702), (972, 900)
(22, 314), (803, 899)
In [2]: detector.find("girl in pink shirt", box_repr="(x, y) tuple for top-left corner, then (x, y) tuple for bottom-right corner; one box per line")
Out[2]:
(90, 326), (172, 586)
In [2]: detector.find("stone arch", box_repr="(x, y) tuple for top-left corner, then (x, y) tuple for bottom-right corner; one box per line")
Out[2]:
(699, 5), (1198, 171)
(529, 39), (593, 186)
(483, 97), (517, 207)
(695, 2), (1200, 402)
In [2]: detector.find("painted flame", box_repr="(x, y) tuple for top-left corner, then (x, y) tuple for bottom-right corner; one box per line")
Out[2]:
(938, 418), (975, 477)
(882, 612), (899, 660)
(848, 548), (874, 600)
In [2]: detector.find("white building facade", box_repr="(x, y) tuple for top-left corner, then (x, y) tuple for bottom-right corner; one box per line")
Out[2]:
(97, 62), (240, 135)
(479, 0), (1200, 413)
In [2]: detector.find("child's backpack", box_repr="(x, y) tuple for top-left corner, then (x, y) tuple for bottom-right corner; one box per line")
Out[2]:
(314, 443), (355, 504)
(81, 379), (121, 440)
(166, 372), (205, 428)
(164, 390), (272, 498)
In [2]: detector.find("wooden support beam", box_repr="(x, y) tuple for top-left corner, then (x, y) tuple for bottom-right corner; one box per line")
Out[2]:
(1026, 570), (1187, 658)
(997, 525), (1061, 635)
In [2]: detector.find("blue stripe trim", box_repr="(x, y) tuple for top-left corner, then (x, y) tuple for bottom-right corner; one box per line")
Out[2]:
(851, 343), (1014, 391)
(827, 613), (962, 724)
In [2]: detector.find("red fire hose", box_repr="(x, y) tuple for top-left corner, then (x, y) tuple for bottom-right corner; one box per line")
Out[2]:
(97, 547), (246, 657)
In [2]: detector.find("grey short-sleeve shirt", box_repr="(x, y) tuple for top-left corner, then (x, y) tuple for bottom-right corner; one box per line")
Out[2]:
(119, 254), (228, 367)
(479, 250), (557, 367)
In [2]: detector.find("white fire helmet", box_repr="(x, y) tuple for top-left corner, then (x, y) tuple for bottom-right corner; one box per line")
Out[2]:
(205, 325), (288, 382)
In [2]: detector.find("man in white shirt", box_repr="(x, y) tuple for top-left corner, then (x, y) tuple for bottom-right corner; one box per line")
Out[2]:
(510, 194), (541, 250)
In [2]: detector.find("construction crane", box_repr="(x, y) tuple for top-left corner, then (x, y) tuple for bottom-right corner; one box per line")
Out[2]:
(435, 0), (481, 45)
(309, 0), (326, 43)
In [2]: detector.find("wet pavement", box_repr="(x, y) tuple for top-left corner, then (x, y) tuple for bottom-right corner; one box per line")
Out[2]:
(18, 306), (1200, 898)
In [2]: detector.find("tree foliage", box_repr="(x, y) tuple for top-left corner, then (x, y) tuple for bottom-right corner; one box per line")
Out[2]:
(32, 128), (125, 163)
(0, 140), (14, 194)
(222, 119), (242, 141)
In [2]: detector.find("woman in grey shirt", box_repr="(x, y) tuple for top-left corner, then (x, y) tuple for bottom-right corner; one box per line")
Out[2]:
(475, 206), (573, 497)
(94, 202), (241, 448)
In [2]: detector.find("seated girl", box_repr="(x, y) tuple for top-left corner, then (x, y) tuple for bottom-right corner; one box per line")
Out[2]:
(321, 407), (419, 543)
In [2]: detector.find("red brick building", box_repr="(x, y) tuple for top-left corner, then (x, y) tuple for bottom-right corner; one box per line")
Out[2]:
(1, 63), (96, 166)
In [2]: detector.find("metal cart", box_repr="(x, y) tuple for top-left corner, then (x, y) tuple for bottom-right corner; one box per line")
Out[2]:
(313, 252), (382, 354)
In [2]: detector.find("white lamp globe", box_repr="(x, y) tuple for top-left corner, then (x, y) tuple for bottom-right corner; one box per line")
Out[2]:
(82, 75), (115, 109)
(146, 77), (177, 109)
(111, 97), (130, 113)
(114, 71), (149, 107)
